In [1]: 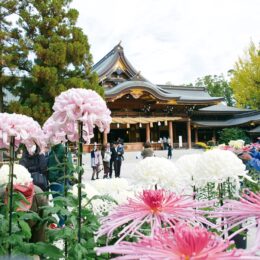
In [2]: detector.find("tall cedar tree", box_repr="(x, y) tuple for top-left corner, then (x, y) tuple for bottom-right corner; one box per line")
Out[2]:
(194, 74), (234, 106)
(230, 41), (260, 110)
(0, 0), (29, 112)
(9, 0), (103, 124)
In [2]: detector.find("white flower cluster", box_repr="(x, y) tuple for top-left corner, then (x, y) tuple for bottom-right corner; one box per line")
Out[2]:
(194, 149), (250, 189)
(175, 154), (201, 187)
(0, 164), (32, 186)
(91, 178), (137, 205)
(70, 184), (113, 215)
(228, 140), (245, 150)
(134, 157), (189, 193)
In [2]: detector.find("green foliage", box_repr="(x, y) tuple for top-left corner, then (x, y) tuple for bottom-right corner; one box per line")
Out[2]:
(242, 169), (260, 193)
(45, 191), (111, 259)
(194, 74), (234, 106)
(7, 0), (103, 124)
(218, 128), (250, 145)
(0, 190), (62, 259)
(230, 41), (260, 109)
(0, 0), (29, 112)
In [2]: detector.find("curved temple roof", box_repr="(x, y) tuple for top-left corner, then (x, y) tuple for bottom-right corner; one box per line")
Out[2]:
(193, 111), (260, 127)
(92, 43), (223, 104)
(92, 42), (146, 81)
(105, 80), (223, 103)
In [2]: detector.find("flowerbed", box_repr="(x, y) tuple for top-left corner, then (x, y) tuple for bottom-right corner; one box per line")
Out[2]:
(0, 89), (259, 259)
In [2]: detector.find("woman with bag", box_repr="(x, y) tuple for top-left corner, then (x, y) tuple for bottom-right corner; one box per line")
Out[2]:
(101, 143), (111, 179)
(91, 146), (102, 180)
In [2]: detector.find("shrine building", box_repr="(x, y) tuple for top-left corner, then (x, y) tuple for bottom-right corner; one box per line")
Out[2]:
(91, 43), (260, 151)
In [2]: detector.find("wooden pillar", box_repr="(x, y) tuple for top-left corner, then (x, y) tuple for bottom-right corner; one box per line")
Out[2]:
(103, 132), (108, 144)
(187, 119), (192, 149)
(168, 121), (173, 147)
(195, 128), (198, 143)
(146, 123), (150, 142)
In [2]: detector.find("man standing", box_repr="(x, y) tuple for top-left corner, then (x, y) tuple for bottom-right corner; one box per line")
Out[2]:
(109, 142), (117, 178)
(114, 142), (124, 178)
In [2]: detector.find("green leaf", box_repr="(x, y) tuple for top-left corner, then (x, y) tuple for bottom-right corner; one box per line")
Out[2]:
(18, 220), (31, 238)
(32, 242), (63, 258)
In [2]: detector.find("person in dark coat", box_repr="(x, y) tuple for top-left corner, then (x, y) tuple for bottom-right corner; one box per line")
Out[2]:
(114, 142), (124, 178)
(19, 146), (48, 191)
(109, 143), (117, 178)
(167, 144), (173, 159)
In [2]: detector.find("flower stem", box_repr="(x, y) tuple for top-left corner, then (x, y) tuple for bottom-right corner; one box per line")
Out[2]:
(77, 121), (83, 243)
(64, 138), (68, 259)
(8, 136), (15, 256)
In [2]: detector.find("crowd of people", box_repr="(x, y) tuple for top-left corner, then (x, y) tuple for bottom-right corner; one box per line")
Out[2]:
(90, 140), (125, 180)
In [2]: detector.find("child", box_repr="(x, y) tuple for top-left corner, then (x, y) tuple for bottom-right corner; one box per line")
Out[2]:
(167, 144), (173, 159)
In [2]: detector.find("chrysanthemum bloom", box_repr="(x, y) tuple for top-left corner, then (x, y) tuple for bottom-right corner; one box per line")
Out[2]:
(0, 113), (46, 154)
(0, 164), (33, 186)
(42, 116), (67, 145)
(96, 189), (214, 243)
(228, 140), (245, 150)
(69, 183), (116, 215)
(134, 157), (190, 193)
(175, 154), (202, 187)
(211, 191), (260, 246)
(46, 88), (112, 143)
(90, 178), (136, 205)
(194, 149), (252, 191)
(96, 223), (258, 259)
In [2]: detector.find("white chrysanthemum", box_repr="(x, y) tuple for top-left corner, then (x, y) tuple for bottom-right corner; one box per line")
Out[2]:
(133, 157), (187, 192)
(228, 140), (245, 150)
(70, 183), (116, 215)
(175, 154), (201, 186)
(91, 178), (130, 194)
(91, 178), (137, 205)
(0, 164), (32, 186)
(194, 149), (250, 189)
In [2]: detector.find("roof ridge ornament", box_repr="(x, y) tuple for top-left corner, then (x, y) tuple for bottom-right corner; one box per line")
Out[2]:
(116, 41), (122, 50)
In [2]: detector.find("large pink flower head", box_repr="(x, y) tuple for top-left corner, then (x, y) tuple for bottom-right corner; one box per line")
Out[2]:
(211, 191), (260, 244)
(96, 223), (258, 259)
(50, 88), (112, 143)
(96, 189), (214, 243)
(0, 113), (45, 154)
(42, 116), (67, 145)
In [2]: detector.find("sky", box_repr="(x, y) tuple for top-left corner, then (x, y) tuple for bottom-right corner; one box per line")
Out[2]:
(71, 0), (260, 85)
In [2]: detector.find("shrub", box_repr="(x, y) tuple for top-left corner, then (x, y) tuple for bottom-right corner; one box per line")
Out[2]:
(218, 128), (250, 145)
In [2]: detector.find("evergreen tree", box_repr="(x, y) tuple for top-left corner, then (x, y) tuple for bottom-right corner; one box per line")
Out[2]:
(9, 0), (103, 124)
(0, 0), (29, 112)
(230, 41), (260, 110)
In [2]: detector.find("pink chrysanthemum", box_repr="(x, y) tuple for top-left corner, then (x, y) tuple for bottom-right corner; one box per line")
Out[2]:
(0, 113), (46, 154)
(47, 88), (112, 143)
(96, 189), (214, 243)
(96, 223), (258, 259)
(211, 191), (260, 245)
